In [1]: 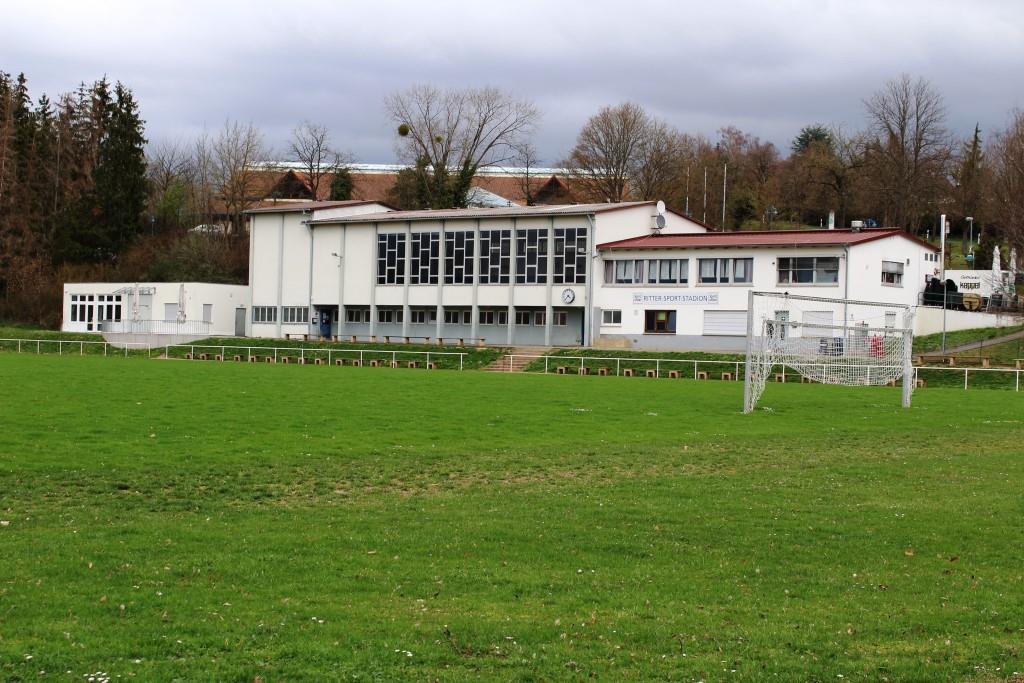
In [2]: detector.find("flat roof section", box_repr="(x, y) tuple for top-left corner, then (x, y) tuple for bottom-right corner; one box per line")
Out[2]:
(598, 228), (939, 252)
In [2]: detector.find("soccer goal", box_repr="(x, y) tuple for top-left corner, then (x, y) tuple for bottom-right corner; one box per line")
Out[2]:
(742, 291), (916, 413)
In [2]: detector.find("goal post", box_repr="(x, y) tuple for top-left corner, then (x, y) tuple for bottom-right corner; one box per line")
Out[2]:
(743, 291), (916, 413)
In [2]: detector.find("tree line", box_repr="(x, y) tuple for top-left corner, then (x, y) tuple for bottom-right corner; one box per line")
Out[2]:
(2, 71), (1022, 327)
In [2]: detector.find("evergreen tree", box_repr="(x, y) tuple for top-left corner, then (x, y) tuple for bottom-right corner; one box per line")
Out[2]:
(329, 166), (354, 200)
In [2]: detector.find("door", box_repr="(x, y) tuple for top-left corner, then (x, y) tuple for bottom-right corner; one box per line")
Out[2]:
(234, 308), (246, 337)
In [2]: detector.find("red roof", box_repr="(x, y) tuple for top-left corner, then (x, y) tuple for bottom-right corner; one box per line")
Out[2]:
(598, 228), (938, 251)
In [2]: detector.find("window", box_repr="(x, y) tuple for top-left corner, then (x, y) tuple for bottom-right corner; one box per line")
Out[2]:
(479, 229), (511, 284)
(515, 310), (532, 326)
(346, 308), (370, 324)
(479, 310), (495, 325)
(410, 232), (439, 285)
(777, 256), (839, 285)
(377, 233), (406, 285)
(410, 309), (435, 325)
(553, 311), (568, 326)
(515, 228), (548, 284)
(698, 257), (753, 284)
(604, 259), (645, 284)
(377, 308), (403, 324)
(644, 310), (676, 334)
(497, 311), (508, 325)
(885, 311), (897, 328)
(643, 258), (689, 285)
(533, 311), (546, 326)
(882, 260), (904, 286)
(478, 310), (508, 325)
(253, 306), (277, 323)
(444, 231), (475, 284)
(443, 310), (471, 325)
(553, 227), (587, 284)
(282, 306), (309, 324)
(602, 309), (622, 325)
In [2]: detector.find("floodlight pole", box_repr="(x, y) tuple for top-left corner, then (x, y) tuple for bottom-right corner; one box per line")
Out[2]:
(742, 289), (756, 413)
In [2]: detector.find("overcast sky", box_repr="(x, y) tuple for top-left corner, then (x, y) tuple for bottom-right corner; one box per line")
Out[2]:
(4, 0), (1023, 164)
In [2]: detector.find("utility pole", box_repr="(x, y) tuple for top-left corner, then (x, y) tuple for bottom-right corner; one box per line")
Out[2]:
(684, 165), (690, 215)
(721, 162), (728, 229)
(702, 167), (707, 224)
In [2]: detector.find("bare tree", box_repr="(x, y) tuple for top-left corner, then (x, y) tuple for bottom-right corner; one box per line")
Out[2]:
(630, 119), (684, 201)
(863, 75), (952, 230)
(385, 84), (538, 208)
(563, 102), (651, 203)
(988, 109), (1024, 248)
(512, 141), (541, 205)
(289, 120), (348, 201)
(210, 120), (267, 234)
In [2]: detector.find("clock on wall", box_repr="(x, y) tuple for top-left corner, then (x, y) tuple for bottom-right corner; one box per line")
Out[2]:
(561, 288), (576, 304)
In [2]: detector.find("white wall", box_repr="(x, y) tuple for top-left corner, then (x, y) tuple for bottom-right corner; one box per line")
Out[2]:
(62, 282), (250, 336)
(914, 306), (1022, 336)
(593, 204), (706, 244)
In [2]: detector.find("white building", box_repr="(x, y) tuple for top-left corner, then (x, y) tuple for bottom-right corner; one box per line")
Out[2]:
(62, 281), (251, 341)
(245, 200), (948, 350)
(247, 200), (705, 346)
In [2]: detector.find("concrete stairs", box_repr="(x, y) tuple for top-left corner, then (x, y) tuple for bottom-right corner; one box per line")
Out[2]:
(482, 347), (550, 372)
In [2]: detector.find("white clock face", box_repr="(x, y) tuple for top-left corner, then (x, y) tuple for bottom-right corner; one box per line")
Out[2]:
(561, 288), (575, 304)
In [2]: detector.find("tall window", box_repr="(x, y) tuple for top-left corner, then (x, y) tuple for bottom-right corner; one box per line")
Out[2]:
(479, 229), (511, 284)
(698, 257), (753, 284)
(553, 227), (587, 284)
(377, 233), (406, 285)
(777, 256), (839, 284)
(410, 232), (439, 285)
(881, 261), (904, 286)
(377, 308), (403, 324)
(444, 231), (475, 284)
(515, 228), (548, 284)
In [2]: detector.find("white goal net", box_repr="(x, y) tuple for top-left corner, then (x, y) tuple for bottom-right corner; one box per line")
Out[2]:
(743, 291), (915, 413)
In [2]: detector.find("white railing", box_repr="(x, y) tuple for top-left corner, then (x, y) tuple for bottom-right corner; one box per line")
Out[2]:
(0, 338), (151, 357)
(2, 338), (1020, 391)
(499, 353), (1023, 391)
(100, 319), (212, 335)
(164, 343), (468, 370)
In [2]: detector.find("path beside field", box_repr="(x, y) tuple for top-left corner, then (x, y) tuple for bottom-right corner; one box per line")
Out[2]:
(941, 327), (1024, 353)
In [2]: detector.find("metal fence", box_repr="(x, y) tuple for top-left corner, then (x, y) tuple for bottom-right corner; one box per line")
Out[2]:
(99, 319), (213, 335)
(0, 338), (151, 357)
(2, 338), (1021, 391)
(163, 343), (468, 370)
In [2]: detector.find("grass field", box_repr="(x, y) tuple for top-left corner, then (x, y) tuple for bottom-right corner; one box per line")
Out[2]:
(1, 354), (1024, 681)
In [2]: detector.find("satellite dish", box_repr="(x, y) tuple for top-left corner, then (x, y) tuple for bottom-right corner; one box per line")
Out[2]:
(656, 200), (666, 215)
(655, 214), (666, 229)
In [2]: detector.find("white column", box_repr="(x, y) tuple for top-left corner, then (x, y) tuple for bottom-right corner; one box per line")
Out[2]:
(544, 218), (554, 346)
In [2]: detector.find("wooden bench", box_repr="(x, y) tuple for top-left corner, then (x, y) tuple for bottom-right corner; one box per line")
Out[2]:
(286, 333), (309, 341)
(404, 336), (432, 345)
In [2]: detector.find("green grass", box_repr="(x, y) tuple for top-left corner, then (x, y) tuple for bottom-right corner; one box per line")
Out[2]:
(1, 354), (1023, 681)
(0, 324), (103, 342)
